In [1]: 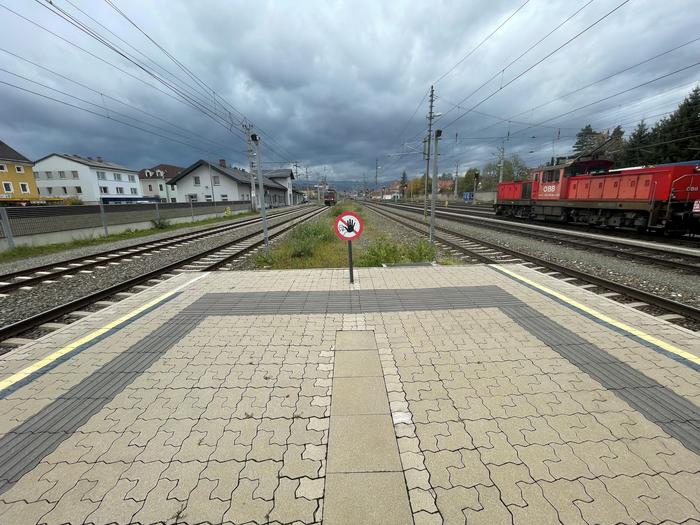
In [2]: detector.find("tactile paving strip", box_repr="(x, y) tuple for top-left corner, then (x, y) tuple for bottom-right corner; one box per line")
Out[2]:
(0, 286), (698, 497)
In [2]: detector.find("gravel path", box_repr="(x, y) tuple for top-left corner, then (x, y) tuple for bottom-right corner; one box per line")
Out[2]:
(0, 207), (304, 277)
(385, 205), (700, 309)
(0, 208), (313, 327)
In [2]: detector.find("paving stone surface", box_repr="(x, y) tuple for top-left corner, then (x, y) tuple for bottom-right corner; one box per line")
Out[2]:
(0, 265), (698, 524)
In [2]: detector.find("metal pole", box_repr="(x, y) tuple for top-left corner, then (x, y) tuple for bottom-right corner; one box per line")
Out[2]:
(190, 199), (194, 222)
(252, 134), (270, 253)
(495, 139), (505, 204)
(98, 202), (109, 236)
(155, 201), (160, 222)
(430, 129), (442, 243)
(0, 208), (15, 249)
(423, 85), (434, 220)
(348, 240), (354, 284)
(454, 161), (459, 200)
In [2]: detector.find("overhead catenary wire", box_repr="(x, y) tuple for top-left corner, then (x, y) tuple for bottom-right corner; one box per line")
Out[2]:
(0, 79), (242, 156)
(441, 0), (633, 130)
(433, 0), (531, 85)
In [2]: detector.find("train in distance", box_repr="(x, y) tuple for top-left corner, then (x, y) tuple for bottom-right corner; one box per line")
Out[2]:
(495, 158), (700, 234)
(324, 189), (337, 206)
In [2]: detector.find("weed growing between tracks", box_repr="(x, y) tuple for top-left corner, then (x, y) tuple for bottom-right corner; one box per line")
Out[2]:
(255, 202), (437, 268)
(0, 210), (257, 264)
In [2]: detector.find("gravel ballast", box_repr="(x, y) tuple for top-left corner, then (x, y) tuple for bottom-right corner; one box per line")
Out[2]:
(0, 208), (313, 327)
(385, 205), (700, 310)
(0, 207), (306, 277)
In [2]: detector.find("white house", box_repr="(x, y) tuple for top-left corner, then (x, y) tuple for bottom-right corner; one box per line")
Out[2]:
(169, 159), (288, 206)
(263, 169), (294, 205)
(33, 154), (143, 204)
(138, 163), (182, 202)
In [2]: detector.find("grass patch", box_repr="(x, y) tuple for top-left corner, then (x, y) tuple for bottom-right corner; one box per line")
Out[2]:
(0, 211), (256, 264)
(256, 202), (436, 269)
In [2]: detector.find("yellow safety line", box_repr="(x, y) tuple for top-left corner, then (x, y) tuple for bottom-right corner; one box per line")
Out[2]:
(495, 265), (700, 366)
(0, 273), (209, 393)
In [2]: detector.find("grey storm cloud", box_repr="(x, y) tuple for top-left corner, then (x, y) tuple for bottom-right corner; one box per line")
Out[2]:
(1, 0), (698, 187)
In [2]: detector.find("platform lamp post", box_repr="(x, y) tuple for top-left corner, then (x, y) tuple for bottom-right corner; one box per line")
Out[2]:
(250, 133), (270, 254)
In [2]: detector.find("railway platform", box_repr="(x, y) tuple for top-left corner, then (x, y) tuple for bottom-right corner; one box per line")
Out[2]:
(0, 264), (698, 525)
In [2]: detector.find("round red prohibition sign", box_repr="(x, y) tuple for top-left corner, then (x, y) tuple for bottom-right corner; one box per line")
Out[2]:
(334, 211), (364, 241)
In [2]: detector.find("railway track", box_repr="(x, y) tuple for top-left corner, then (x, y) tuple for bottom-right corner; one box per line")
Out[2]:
(379, 201), (700, 273)
(0, 206), (305, 296)
(0, 205), (327, 349)
(393, 200), (700, 247)
(366, 202), (700, 329)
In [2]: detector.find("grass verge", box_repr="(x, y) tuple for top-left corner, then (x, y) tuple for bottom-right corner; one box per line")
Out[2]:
(255, 202), (437, 269)
(0, 211), (257, 264)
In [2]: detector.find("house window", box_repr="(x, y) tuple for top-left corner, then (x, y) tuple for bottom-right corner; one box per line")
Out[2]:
(193, 176), (201, 186)
(97, 171), (106, 180)
(128, 174), (136, 182)
(130, 188), (137, 195)
(170, 198), (176, 202)
(75, 186), (82, 194)
(0, 164), (6, 172)
(148, 184), (153, 191)
(113, 173), (122, 181)
(58, 171), (66, 179)
(45, 171), (53, 179)
(187, 194), (197, 202)
(220, 194), (228, 201)
(61, 186), (68, 194)
(15, 165), (25, 174)
(212, 175), (220, 186)
(71, 170), (79, 179)
(159, 184), (163, 191)
(100, 186), (108, 194)
(2, 182), (13, 193)
(205, 194), (212, 202)
(116, 186), (124, 194)
(46, 186), (53, 194)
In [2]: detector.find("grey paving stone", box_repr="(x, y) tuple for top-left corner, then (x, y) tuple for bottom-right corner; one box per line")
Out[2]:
(327, 415), (402, 473)
(324, 472), (414, 525)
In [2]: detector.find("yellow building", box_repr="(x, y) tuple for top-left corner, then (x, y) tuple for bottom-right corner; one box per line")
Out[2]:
(0, 140), (41, 205)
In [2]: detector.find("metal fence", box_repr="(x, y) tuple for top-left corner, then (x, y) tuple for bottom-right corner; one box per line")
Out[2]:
(0, 201), (251, 246)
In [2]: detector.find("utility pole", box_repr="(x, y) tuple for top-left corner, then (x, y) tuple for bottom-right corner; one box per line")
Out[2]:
(363, 172), (367, 199)
(454, 133), (459, 200)
(495, 138), (505, 204)
(243, 120), (257, 211)
(423, 85), (435, 220)
(250, 133), (270, 254)
(430, 129), (442, 244)
(454, 161), (459, 200)
(375, 158), (379, 186)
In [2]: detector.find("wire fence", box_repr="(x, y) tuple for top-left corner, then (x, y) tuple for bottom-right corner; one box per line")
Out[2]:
(0, 201), (251, 245)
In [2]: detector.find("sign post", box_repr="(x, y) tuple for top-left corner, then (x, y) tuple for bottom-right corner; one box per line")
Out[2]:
(334, 211), (364, 284)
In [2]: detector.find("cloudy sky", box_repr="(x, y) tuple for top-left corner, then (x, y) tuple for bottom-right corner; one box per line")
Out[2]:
(1, 0), (698, 186)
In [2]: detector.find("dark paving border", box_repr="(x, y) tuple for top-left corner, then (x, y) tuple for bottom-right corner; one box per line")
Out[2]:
(1, 286), (698, 498)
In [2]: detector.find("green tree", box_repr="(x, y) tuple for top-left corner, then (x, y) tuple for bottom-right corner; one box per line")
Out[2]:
(573, 124), (599, 153)
(647, 86), (700, 163)
(458, 168), (479, 194)
(623, 120), (653, 166)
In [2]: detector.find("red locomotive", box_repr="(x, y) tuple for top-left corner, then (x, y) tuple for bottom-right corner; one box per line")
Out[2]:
(496, 158), (700, 234)
(324, 189), (337, 206)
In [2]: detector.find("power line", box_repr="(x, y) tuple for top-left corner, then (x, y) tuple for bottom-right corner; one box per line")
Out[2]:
(0, 47), (234, 152)
(442, 0), (632, 130)
(437, 0), (594, 122)
(434, 0), (531, 84)
(0, 79), (241, 156)
(475, 35), (700, 135)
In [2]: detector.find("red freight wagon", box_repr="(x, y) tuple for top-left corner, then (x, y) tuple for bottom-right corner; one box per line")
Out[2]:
(496, 159), (700, 233)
